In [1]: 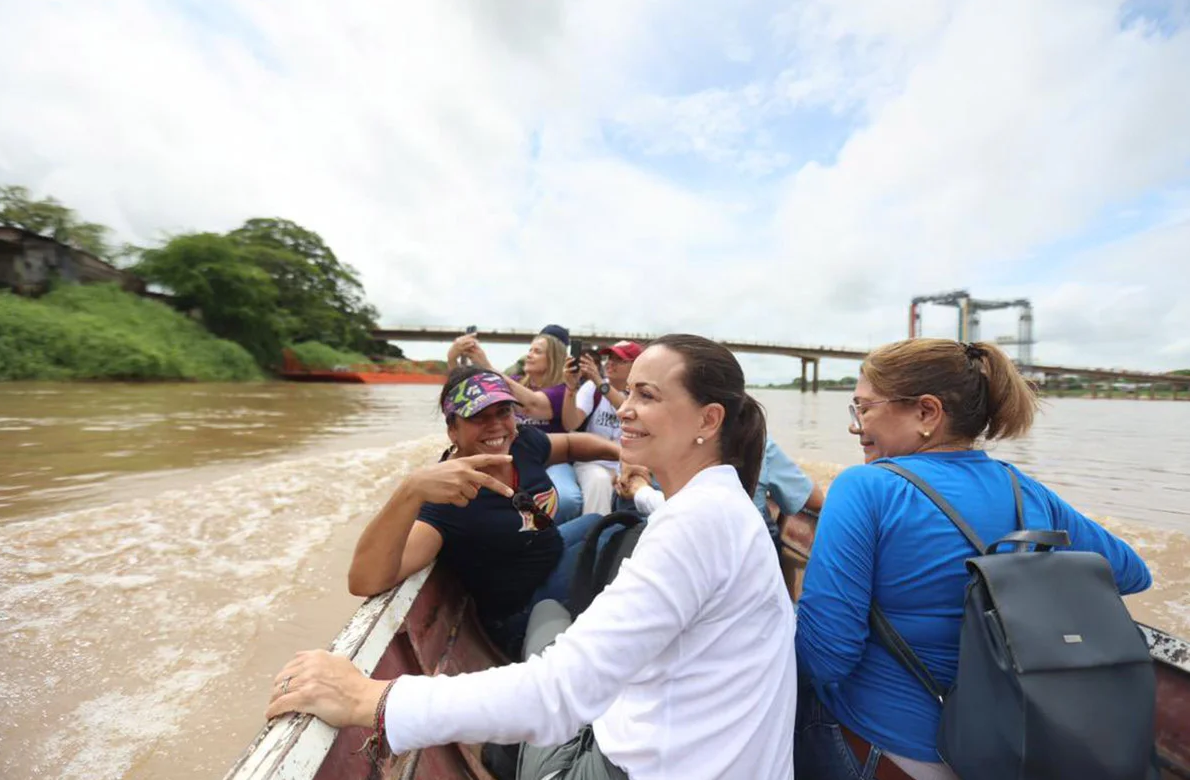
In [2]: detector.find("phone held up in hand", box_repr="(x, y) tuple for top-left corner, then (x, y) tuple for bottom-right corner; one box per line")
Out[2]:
(461, 325), (478, 366)
(568, 338), (584, 372)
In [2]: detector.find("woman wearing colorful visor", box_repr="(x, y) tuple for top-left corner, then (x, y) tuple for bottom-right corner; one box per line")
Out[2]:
(347, 366), (621, 657)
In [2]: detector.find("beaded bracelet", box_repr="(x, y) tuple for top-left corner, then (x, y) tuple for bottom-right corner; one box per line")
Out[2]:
(357, 679), (398, 768)
(374, 678), (397, 741)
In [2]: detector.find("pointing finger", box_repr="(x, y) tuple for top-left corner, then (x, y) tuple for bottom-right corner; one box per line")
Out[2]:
(468, 470), (514, 498)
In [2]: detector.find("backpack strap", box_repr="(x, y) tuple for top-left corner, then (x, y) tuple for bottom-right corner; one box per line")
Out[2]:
(577, 387), (603, 433)
(1007, 464), (1027, 550)
(1009, 465), (1025, 532)
(986, 529), (1070, 553)
(866, 460), (1027, 705)
(570, 511), (644, 615)
(869, 607), (947, 703)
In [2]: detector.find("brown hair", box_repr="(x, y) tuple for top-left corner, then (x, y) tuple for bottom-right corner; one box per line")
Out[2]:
(861, 338), (1038, 441)
(652, 334), (767, 494)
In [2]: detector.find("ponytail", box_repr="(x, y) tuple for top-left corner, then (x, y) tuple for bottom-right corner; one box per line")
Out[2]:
(725, 395), (767, 495)
(978, 342), (1038, 440)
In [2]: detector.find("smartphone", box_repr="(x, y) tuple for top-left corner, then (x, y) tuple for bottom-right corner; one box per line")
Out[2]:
(568, 338), (584, 371)
(461, 325), (478, 366)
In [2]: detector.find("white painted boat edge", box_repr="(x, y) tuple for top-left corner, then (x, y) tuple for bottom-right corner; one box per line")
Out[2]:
(221, 565), (434, 780)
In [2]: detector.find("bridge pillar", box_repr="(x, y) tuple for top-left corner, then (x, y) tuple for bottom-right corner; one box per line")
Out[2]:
(812, 359), (820, 393)
(800, 359), (808, 393)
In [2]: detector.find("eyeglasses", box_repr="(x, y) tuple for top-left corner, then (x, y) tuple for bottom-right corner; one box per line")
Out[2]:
(848, 397), (918, 431)
(511, 492), (555, 531)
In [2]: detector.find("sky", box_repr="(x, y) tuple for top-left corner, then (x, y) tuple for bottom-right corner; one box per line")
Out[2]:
(1, 0), (1188, 382)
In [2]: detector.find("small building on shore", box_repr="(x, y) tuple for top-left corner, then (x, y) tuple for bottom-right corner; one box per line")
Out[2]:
(0, 226), (143, 295)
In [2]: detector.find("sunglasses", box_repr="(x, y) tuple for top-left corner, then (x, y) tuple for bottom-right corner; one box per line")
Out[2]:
(511, 491), (555, 531)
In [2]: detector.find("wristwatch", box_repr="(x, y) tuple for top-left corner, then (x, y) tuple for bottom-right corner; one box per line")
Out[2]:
(599, 381), (611, 395)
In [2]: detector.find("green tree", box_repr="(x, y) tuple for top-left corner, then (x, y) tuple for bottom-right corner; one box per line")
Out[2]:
(228, 218), (387, 354)
(132, 233), (285, 366)
(0, 185), (113, 258)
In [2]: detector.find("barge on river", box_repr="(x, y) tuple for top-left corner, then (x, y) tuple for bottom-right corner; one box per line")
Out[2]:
(278, 351), (446, 385)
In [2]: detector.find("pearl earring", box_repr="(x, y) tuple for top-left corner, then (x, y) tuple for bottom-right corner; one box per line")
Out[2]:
(920, 430), (931, 439)
(695, 436), (705, 445)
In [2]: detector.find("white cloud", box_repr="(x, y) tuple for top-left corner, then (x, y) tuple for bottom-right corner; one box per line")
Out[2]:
(1, 0), (1188, 382)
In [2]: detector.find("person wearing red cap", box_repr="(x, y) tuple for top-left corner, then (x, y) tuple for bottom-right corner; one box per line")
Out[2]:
(598, 341), (642, 407)
(561, 341), (643, 515)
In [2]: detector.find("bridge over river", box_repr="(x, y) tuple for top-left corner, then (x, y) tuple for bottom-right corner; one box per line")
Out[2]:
(372, 325), (1190, 397)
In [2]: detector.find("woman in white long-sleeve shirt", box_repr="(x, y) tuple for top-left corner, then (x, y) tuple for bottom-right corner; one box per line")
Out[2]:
(265, 334), (798, 780)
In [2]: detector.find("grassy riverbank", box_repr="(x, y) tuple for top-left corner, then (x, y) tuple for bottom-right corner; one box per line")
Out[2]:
(286, 340), (370, 370)
(0, 284), (264, 381)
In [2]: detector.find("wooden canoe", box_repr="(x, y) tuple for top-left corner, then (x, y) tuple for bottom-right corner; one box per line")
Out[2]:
(223, 543), (1190, 780)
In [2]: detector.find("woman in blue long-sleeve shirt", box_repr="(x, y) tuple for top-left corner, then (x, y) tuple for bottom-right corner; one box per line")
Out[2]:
(795, 338), (1152, 780)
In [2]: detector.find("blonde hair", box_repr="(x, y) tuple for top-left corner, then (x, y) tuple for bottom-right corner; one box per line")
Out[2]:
(861, 338), (1038, 441)
(533, 335), (567, 388)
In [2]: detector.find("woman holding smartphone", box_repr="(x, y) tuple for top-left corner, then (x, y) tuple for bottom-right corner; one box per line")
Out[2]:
(449, 324), (583, 521)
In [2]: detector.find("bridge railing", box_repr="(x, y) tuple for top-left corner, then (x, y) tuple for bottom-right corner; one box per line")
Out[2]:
(370, 326), (1190, 387)
(370, 325), (872, 359)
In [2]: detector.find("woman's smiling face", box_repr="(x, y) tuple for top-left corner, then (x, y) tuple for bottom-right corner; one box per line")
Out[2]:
(849, 376), (924, 462)
(617, 346), (707, 471)
(449, 402), (517, 456)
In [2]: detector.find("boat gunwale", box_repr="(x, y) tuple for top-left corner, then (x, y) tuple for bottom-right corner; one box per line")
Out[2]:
(221, 566), (434, 780)
(221, 560), (1190, 780)
(1140, 623), (1190, 675)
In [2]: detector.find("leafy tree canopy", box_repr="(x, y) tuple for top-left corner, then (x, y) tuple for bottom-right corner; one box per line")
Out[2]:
(133, 233), (285, 366)
(0, 185), (113, 259)
(228, 218), (383, 354)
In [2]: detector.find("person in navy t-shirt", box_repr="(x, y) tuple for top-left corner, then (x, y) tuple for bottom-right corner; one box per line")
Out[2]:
(447, 325), (583, 523)
(347, 366), (621, 657)
(419, 423), (563, 621)
(795, 338), (1152, 780)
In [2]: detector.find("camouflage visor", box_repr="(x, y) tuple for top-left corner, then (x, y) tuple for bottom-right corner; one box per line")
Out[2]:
(442, 371), (520, 419)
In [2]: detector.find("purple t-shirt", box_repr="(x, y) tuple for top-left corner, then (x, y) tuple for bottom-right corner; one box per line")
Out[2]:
(513, 380), (567, 434)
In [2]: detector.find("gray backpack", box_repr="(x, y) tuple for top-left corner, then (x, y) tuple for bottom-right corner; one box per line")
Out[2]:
(870, 461), (1157, 780)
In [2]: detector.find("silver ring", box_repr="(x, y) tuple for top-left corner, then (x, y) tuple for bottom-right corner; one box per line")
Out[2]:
(281, 675), (293, 695)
